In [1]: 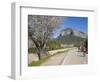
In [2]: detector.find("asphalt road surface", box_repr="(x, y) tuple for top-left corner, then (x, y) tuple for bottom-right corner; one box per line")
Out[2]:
(41, 48), (88, 66)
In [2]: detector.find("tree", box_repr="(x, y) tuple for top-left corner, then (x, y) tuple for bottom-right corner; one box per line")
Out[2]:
(28, 15), (62, 60)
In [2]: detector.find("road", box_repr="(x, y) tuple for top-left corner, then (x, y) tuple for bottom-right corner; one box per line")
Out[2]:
(41, 48), (88, 66)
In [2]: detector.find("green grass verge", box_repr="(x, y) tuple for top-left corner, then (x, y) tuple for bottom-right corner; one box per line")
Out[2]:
(28, 56), (50, 66)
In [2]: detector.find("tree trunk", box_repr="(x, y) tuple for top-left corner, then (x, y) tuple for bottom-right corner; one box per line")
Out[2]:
(37, 48), (47, 60)
(37, 51), (41, 60)
(31, 38), (48, 60)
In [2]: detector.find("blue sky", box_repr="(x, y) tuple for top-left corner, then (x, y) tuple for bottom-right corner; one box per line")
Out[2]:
(52, 16), (88, 38)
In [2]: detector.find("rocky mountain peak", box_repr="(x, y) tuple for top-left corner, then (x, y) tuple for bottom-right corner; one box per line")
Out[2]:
(60, 28), (87, 38)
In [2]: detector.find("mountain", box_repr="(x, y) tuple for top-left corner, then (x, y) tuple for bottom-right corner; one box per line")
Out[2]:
(56, 28), (87, 46)
(59, 28), (87, 38)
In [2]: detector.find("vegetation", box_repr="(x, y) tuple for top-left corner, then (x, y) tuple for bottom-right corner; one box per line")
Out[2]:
(28, 56), (50, 66)
(57, 35), (86, 47)
(28, 48), (36, 54)
(28, 40), (62, 54)
(46, 40), (61, 50)
(28, 15), (62, 60)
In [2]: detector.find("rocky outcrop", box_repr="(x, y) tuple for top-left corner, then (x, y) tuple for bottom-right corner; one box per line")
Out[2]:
(60, 28), (87, 38)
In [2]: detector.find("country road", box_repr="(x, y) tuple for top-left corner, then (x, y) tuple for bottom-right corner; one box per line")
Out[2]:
(41, 48), (88, 66)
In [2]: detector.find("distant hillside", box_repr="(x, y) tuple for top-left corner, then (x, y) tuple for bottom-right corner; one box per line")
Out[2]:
(59, 28), (87, 38)
(55, 28), (87, 46)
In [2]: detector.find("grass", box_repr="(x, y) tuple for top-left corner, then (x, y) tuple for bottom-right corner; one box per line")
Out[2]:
(28, 48), (36, 54)
(28, 56), (50, 66)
